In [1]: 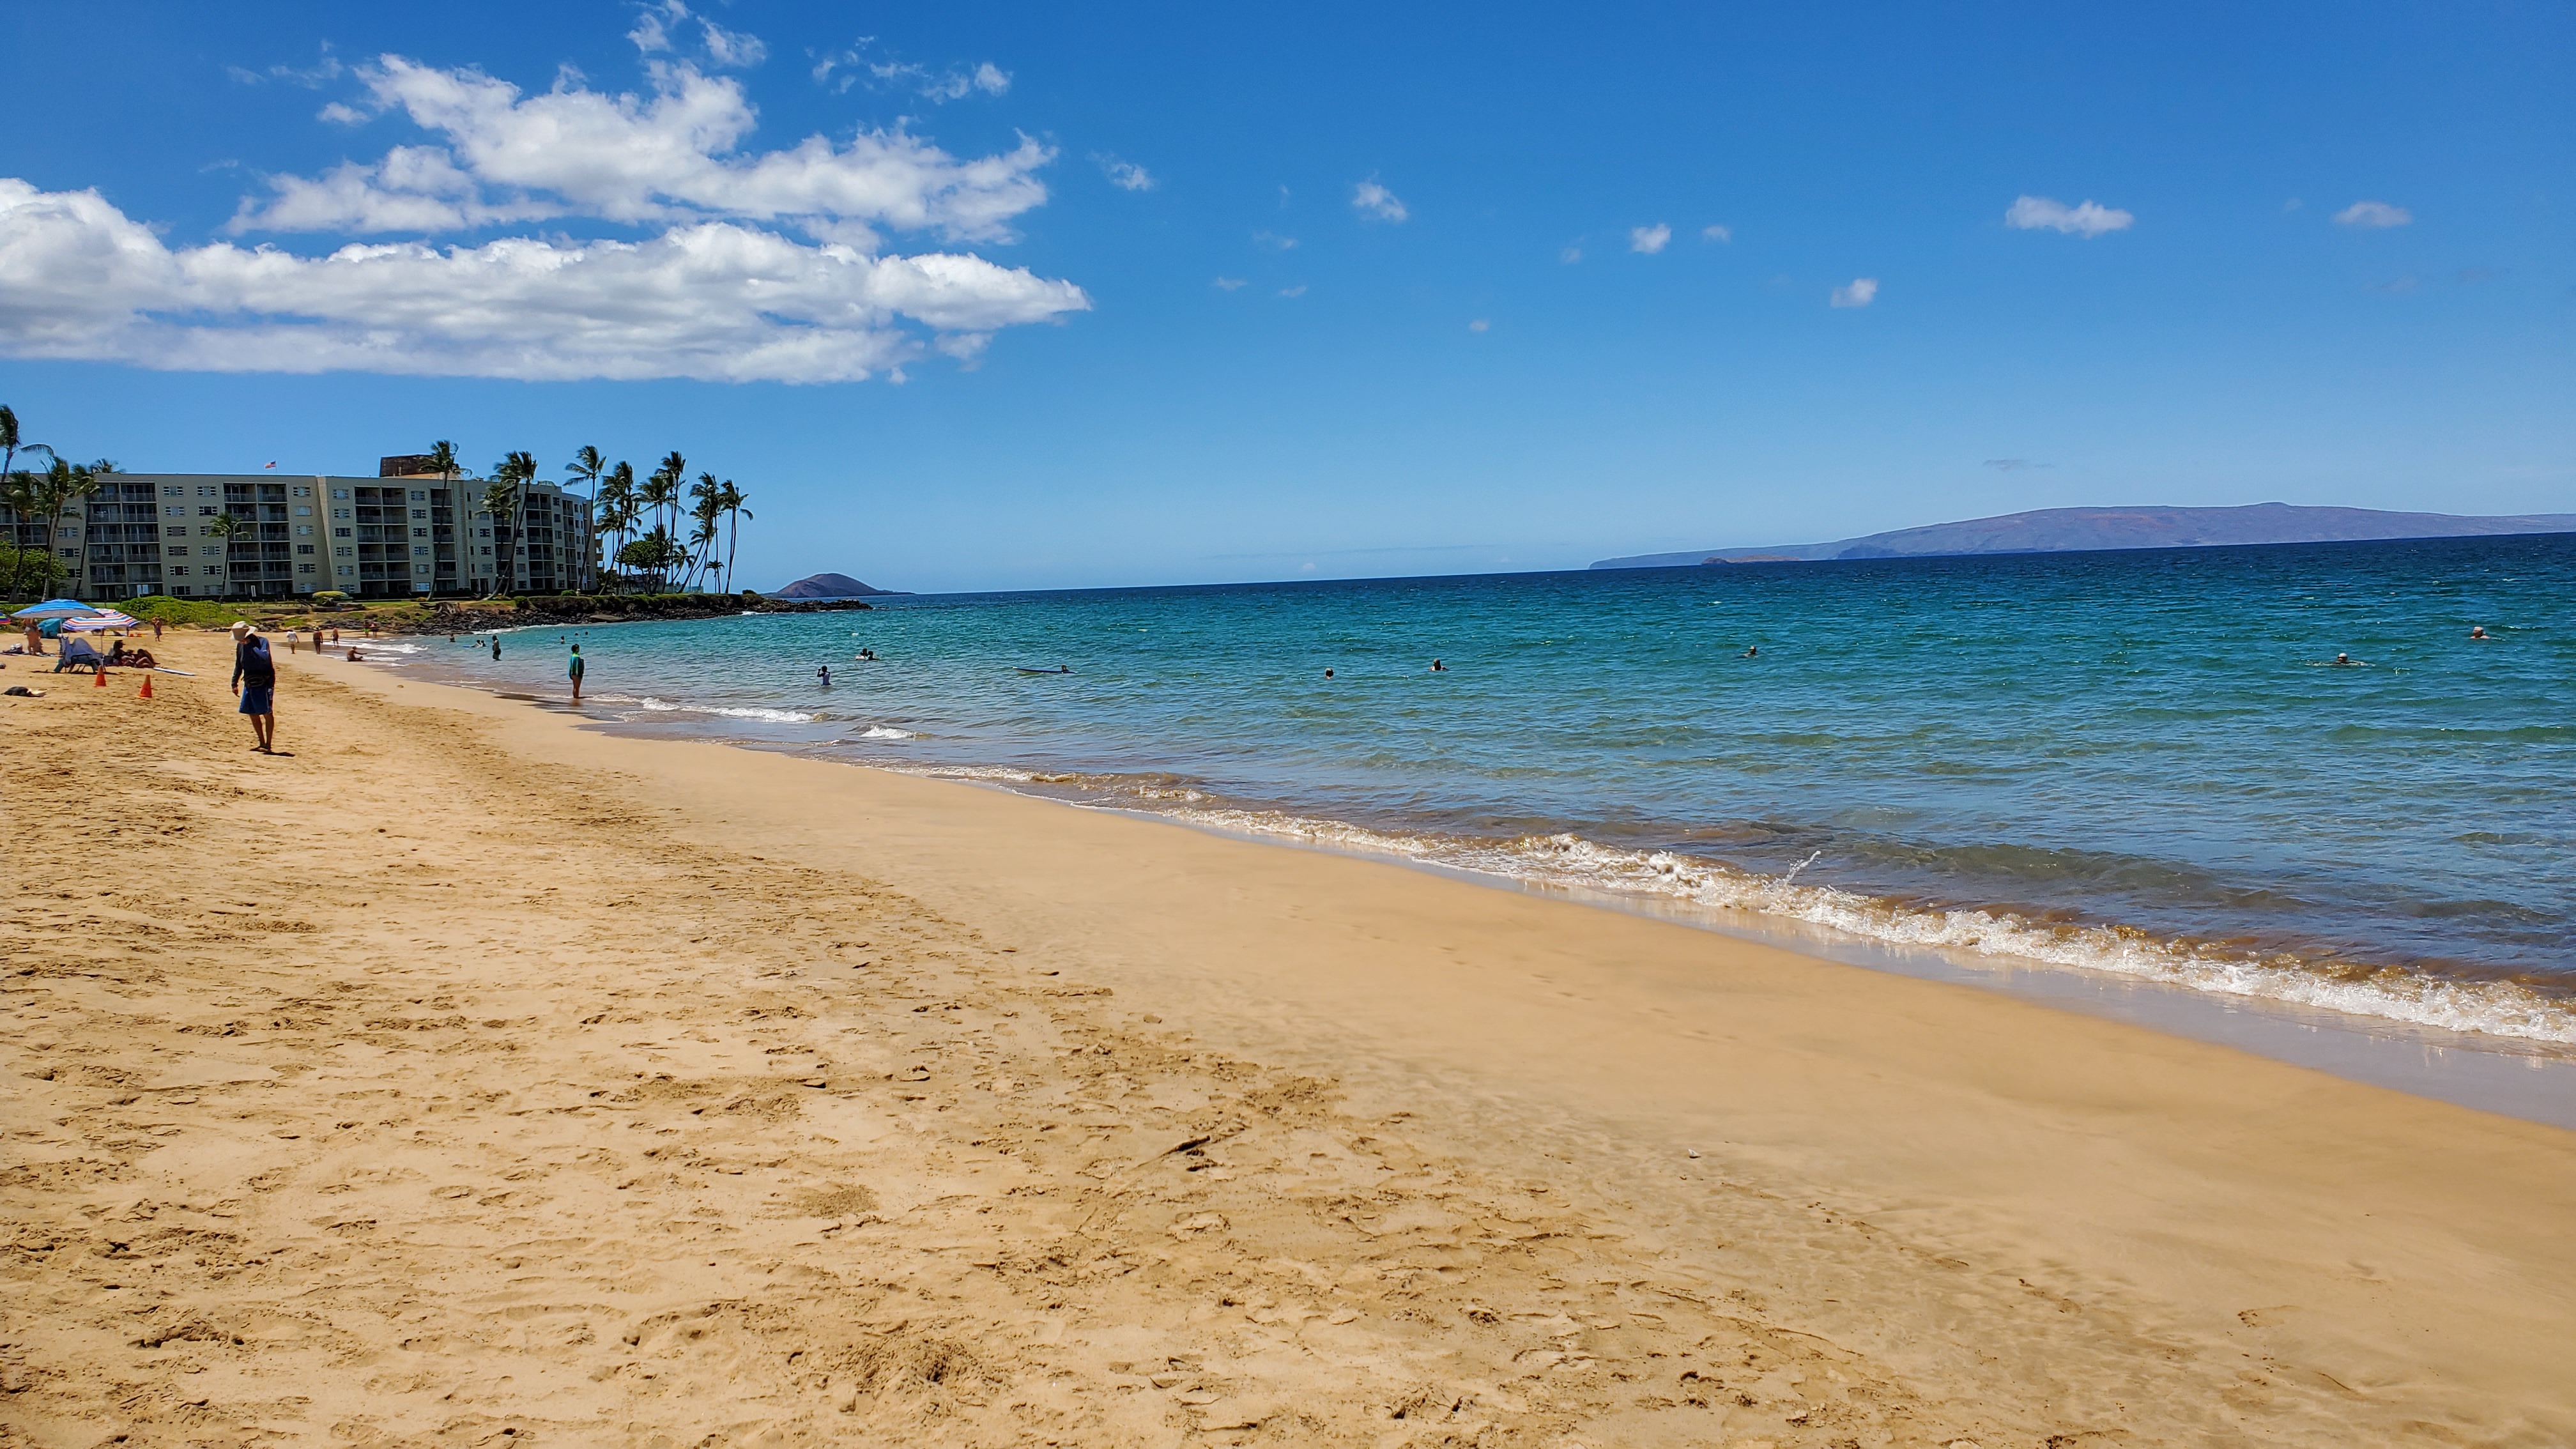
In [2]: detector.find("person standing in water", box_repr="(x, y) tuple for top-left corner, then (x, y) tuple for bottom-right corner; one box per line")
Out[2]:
(816, 664), (832, 687)
(491, 635), (502, 661)
(568, 643), (585, 702)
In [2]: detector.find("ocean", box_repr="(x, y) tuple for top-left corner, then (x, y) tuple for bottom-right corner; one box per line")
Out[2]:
(371, 532), (2576, 1051)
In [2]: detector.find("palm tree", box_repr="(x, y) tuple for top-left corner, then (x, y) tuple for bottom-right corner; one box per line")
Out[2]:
(480, 477), (519, 597)
(204, 509), (238, 601)
(37, 458), (103, 596)
(717, 479), (752, 597)
(0, 461), (59, 599)
(426, 439), (460, 483)
(565, 445), (605, 592)
(642, 454), (684, 590)
(0, 404), (33, 480)
(683, 471), (723, 590)
(596, 461), (636, 592)
(486, 451), (539, 592)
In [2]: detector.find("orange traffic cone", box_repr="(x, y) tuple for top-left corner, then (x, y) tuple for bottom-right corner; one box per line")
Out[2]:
(93, 668), (107, 687)
(140, 674), (154, 699)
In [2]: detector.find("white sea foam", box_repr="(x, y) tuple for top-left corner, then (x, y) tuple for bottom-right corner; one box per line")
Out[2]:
(859, 725), (915, 740)
(633, 696), (815, 724)
(1158, 807), (2576, 1047)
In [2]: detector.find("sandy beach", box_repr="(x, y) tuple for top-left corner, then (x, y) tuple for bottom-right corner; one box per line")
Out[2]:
(5, 631), (2573, 1448)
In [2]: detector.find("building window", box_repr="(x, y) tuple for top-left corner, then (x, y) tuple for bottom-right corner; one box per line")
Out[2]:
(333, 526), (350, 537)
(295, 506), (311, 517)
(293, 486), (310, 498)
(196, 486), (217, 497)
(162, 486), (183, 497)
(411, 491), (426, 502)
(413, 545), (429, 556)
(164, 505), (183, 516)
(298, 563), (316, 574)
(335, 547), (352, 557)
(199, 505), (218, 516)
(337, 565), (353, 576)
(168, 546), (188, 556)
(331, 488), (348, 500)
(410, 509), (427, 520)
(171, 567), (189, 577)
(296, 544), (314, 555)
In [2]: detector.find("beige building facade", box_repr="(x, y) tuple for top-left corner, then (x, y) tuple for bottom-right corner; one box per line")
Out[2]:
(3, 460), (594, 602)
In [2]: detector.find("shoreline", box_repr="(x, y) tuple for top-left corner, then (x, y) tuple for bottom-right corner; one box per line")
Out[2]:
(12, 632), (2573, 1443)
(369, 636), (2576, 1110)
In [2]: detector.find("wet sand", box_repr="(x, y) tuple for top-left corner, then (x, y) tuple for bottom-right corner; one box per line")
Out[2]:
(4, 632), (2572, 1446)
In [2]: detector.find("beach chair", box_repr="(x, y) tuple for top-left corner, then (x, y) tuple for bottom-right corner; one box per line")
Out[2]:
(52, 638), (109, 674)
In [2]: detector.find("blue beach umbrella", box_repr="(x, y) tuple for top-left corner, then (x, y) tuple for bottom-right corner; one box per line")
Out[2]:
(7, 599), (98, 622)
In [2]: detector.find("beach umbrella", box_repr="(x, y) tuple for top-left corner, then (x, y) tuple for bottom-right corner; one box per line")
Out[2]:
(6, 598), (98, 622)
(61, 610), (142, 632)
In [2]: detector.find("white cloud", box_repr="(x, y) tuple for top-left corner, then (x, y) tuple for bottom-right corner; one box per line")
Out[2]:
(1560, 245), (1581, 264)
(1254, 230), (1296, 250)
(0, 178), (1088, 383)
(1212, 276), (1246, 290)
(1278, 284), (1307, 298)
(2334, 200), (2412, 228)
(811, 40), (1006, 101)
(1351, 178), (1407, 223)
(317, 101), (367, 126)
(1830, 277), (1878, 308)
(629, 1), (765, 66)
(227, 44), (344, 89)
(1629, 223), (1671, 254)
(1702, 224), (1730, 243)
(2005, 195), (2134, 238)
(231, 57), (1052, 247)
(1094, 153), (1154, 192)
(1467, 318), (1489, 332)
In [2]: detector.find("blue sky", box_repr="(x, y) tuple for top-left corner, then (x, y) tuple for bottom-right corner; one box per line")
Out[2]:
(3, 1), (2568, 592)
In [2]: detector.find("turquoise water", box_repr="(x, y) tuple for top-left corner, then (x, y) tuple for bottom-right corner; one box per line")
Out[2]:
(383, 533), (2576, 1046)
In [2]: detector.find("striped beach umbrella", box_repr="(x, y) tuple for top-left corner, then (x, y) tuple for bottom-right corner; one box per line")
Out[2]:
(61, 610), (142, 631)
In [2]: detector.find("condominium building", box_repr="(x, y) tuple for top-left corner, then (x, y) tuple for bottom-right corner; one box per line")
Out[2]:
(2, 457), (594, 602)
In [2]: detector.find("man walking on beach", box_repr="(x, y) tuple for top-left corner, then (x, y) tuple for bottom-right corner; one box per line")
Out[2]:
(230, 620), (277, 754)
(568, 643), (585, 702)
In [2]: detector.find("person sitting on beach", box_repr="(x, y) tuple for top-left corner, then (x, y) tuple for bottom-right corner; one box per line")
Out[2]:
(21, 622), (43, 657)
(348, 645), (364, 661)
(105, 641), (158, 669)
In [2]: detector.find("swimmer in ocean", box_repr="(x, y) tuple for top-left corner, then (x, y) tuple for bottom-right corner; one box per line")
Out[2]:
(2331, 653), (2356, 666)
(1741, 645), (1758, 659)
(816, 664), (831, 686)
(1324, 668), (1335, 679)
(2470, 625), (2490, 640)
(1430, 659), (1446, 671)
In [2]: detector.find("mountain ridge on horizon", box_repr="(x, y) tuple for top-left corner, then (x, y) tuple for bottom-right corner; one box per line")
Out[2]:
(1591, 503), (2576, 569)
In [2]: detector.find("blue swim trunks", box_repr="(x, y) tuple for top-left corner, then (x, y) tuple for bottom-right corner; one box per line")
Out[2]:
(239, 684), (273, 714)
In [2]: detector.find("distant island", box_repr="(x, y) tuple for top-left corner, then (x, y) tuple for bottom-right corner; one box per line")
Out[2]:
(772, 572), (901, 599)
(1591, 503), (2576, 569)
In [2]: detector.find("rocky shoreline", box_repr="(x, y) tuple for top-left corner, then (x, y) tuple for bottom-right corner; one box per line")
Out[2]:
(406, 594), (873, 634)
